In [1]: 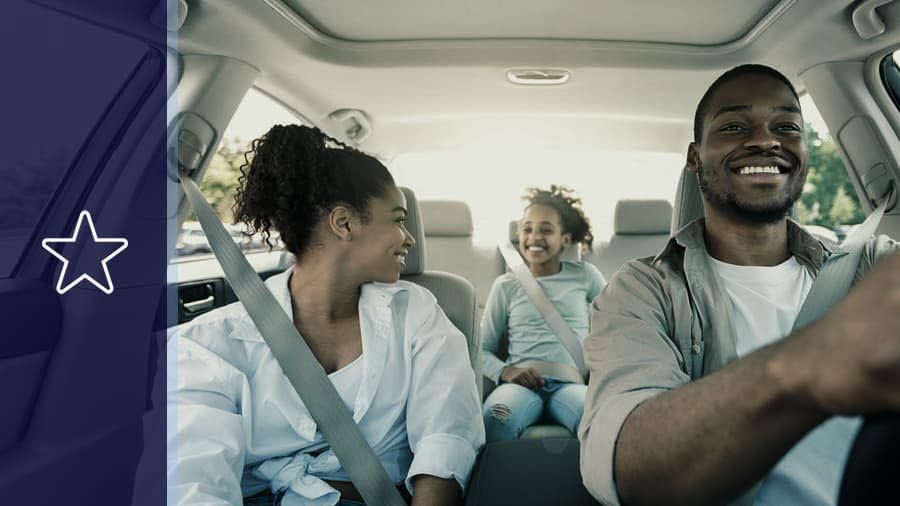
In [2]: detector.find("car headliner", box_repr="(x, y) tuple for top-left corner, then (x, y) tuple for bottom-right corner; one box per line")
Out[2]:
(141, 0), (900, 155)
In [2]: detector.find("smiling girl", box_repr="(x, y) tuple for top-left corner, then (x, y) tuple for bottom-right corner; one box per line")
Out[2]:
(481, 185), (606, 441)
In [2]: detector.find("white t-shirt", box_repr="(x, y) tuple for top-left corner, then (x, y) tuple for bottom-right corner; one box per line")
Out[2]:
(710, 256), (861, 506)
(330, 354), (363, 413)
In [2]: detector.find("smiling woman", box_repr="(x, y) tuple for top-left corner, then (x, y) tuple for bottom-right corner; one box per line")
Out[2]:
(169, 123), (485, 505)
(233, 125), (400, 264)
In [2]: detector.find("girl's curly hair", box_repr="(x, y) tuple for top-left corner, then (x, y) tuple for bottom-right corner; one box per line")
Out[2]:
(232, 124), (395, 259)
(522, 185), (594, 251)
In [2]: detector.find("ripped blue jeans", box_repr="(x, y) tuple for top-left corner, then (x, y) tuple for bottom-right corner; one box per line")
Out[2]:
(482, 378), (587, 442)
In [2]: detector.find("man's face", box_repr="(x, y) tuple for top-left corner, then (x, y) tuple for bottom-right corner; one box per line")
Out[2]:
(687, 73), (808, 224)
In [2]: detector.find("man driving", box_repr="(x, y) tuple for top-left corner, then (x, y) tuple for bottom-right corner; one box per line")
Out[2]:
(579, 64), (900, 506)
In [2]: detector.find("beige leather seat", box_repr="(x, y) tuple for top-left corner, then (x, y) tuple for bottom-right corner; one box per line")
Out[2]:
(585, 200), (673, 279)
(400, 191), (482, 396)
(671, 168), (705, 231)
(419, 200), (506, 327)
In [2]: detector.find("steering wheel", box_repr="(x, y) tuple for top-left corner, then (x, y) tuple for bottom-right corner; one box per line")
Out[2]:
(838, 414), (900, 504)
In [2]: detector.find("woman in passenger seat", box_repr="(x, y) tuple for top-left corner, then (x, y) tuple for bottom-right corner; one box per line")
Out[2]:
(169, 125), (485, 506)
(481, 185), (606, 442)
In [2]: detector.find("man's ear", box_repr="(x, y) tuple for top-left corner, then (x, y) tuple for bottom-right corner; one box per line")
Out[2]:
(328, 205), (354, 241)
(686, 142), (701, 173)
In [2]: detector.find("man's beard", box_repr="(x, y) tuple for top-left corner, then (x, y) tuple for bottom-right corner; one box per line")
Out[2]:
(697, 163), (803, 225)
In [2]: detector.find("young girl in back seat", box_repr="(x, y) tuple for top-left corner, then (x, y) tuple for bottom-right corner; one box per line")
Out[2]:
(481, 185), (606, 442)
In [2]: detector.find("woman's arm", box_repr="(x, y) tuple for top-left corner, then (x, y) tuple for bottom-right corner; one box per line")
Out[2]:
(404, 288), (485, 500)
(410, 475), (461, 506)
(168, 335), (247, 505)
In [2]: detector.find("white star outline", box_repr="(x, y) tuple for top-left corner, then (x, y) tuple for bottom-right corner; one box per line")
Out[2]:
(41, 210), (129, 295)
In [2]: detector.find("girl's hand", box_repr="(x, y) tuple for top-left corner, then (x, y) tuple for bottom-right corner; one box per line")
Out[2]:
(500, 366), (546, 390)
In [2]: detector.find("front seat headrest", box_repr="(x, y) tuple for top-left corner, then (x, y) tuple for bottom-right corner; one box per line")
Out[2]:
(671, 167), (705, 234)
(399, 187), (426, 275)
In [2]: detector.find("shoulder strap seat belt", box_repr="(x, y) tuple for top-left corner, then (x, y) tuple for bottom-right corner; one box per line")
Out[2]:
(497, 242), (588, 379)
(792, 184), (895, 332)
(179, 171), (407, 506)
(743, 186), (895, 505)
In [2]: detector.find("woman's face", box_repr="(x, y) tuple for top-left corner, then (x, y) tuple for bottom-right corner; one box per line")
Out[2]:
(518, 204), (571, 269)
(349, 185), (416, 284)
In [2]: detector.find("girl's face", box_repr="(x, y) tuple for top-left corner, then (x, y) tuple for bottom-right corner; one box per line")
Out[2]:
(348, 185), (415, 284)
(518, 204), (571, 270)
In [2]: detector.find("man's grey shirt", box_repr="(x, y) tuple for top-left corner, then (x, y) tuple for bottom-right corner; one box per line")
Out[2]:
(578, 218), (898, 506)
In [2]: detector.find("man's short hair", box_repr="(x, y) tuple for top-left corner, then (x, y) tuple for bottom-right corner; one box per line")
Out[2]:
(693, 64), (800, 143)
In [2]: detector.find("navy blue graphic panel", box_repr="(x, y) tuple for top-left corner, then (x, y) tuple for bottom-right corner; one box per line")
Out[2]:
(0, 1), (168, 505)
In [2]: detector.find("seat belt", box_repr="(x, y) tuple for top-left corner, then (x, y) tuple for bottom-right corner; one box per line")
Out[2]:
(793, 184), (895, 331)
(179, 172), (407, 506)
(497, 242), (588, 378)
(741, 188), (895, 506)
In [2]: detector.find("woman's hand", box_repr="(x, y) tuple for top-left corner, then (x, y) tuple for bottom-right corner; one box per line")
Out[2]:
(500, 366), (545, 390)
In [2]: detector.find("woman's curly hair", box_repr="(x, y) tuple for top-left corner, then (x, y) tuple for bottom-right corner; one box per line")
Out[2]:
(233, 124), (395, 258)
(522, 185), (594, 251)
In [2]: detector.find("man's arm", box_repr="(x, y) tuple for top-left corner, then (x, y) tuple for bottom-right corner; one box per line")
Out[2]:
(614, 252), (900, 506)
(615, 332), (823, 505)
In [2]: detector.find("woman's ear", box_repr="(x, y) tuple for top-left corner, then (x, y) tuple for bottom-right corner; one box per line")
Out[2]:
(328, 205), (354, 241)
(562, 233), (573, 246)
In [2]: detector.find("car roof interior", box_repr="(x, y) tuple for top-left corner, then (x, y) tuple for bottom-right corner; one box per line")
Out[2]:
(171, 0), (900, 158)
(7, 4), (897, 503)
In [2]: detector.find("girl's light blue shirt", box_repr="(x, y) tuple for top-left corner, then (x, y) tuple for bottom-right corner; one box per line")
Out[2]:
(481, 260), (607, 382)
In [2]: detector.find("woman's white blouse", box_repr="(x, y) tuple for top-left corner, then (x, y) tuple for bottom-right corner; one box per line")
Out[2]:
(168, 269), (485, 505)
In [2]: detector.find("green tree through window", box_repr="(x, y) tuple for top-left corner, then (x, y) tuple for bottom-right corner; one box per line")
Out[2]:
(193, 137), (247, 223)
(796, 124), (864, 230)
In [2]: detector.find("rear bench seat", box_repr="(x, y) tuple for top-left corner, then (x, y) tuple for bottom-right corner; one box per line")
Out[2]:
(418, 199), (670, 440)
(585, 199), (673, 279)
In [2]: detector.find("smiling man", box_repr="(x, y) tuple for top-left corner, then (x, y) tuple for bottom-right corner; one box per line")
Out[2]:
(578, 65), (900, 506)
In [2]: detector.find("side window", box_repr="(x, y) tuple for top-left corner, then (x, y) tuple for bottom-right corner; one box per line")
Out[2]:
(882, 49), (900, 109)
(0, 3), (146, 276)
(176, 89), (300, 260)
(796, 95), (865, 241)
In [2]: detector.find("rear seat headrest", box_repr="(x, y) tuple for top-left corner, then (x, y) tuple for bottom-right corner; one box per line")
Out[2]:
(614, 200), (674, 236)
(399, 187), (426, 275)
(420, 201), (474, 237)
(509, 220), (519, 244)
